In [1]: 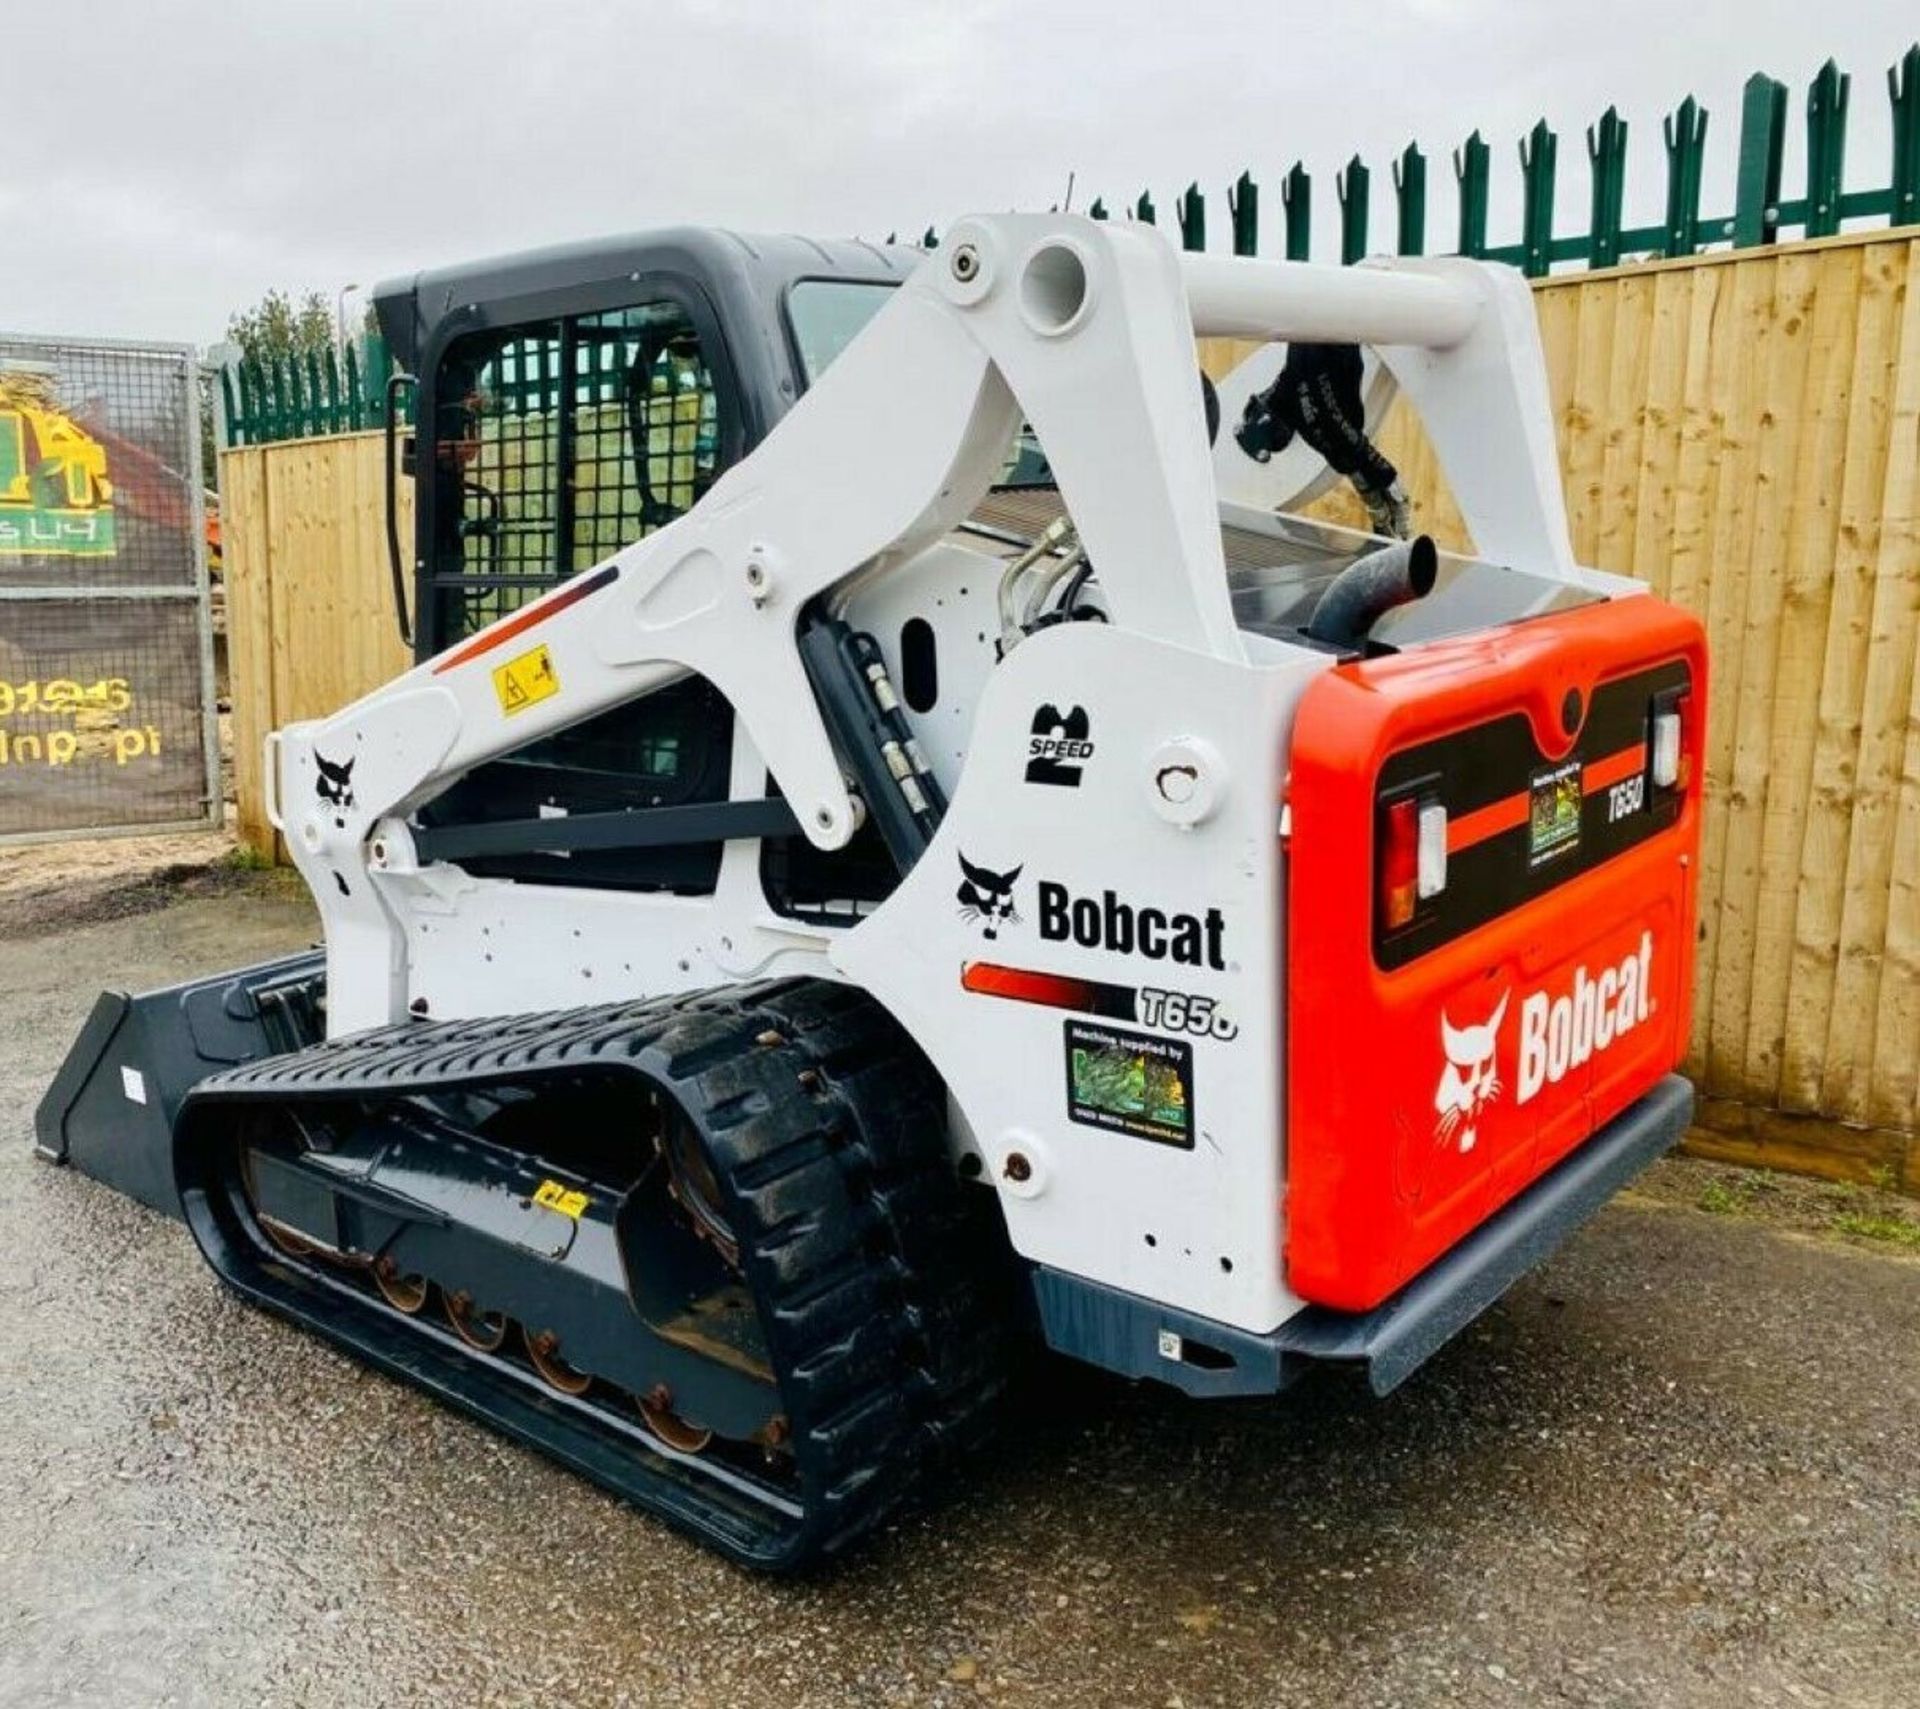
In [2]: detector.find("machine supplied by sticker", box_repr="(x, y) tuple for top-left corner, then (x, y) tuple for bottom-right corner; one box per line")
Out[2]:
(1063, 1019), (1195, 1147)
(1528, 759), (1582, 865)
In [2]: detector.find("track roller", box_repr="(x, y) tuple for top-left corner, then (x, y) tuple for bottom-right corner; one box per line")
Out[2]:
(526, 1329), (593, 1396)
(445, 1290), (509, 1352)
(374, 1258), (430, 1315)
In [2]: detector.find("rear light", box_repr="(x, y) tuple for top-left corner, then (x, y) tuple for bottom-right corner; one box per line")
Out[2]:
(1650, 706), (1682, 788)
(1379, 797), (1418, 929)
(1649, 690), (1691, 791)
(1416, 800), (1448, 898)
(1380, 792), (1446, 929)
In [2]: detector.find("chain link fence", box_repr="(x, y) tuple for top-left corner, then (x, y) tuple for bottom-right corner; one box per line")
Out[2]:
(0, 335), (218, 842)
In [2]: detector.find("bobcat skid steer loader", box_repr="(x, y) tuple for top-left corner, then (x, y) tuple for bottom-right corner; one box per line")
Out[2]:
(37, 215), (1704, 1571)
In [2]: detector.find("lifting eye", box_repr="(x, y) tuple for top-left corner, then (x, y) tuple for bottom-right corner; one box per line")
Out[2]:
(900, 617), (938, 713)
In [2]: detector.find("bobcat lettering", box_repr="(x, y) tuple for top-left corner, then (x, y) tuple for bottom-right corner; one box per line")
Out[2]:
(1517, 931), (1655, 1104)
(1037, 881), (1226, 970)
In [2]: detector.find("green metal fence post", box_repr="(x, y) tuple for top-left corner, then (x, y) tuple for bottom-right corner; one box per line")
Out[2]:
(1890, 44), (1920, 229)
(218, 366), (242, 448)
(1282, 162), (1312, 260)
(283, 357), (305, 441)
(1338, 154), (1370, 262)
(1394, 142), (1427, 255)
(241, 359), (265, 443)
(1733, 72), (1789, 246)
(1662, 95), (1709, 257)
(1134, 190), (1156, 225)
(302, 351), (325, 437)
(322, 346), (343, 433)
(1178, 182), (1205, 251)
(1455, 130), (1491, 257)
(1587, 107), (1629, 267)
(278, 358), (298, 442)
(343, 341), (363, 432)
(1805, 59), (1851, 238)
(1519, 120), (1558, 276)
(1228, 170), (1258, 256)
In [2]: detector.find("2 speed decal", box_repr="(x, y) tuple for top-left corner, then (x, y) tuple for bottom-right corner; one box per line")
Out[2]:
(1025, 703), (1093, 787)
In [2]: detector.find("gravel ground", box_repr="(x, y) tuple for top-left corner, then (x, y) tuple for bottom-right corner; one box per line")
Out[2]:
(1, 859), (1917, 1708)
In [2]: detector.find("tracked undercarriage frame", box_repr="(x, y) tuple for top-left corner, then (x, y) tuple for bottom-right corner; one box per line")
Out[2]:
(178, 979), (1007, 1568)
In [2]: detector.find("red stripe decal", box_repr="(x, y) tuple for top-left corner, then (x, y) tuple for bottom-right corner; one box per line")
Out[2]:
(431, 564), (621, 674)
(1447, 791), (1528, 854)
(961, 963), (1136, 1020)
(1443, 742), (1645, 854)
(1581, 742), (1647, 794)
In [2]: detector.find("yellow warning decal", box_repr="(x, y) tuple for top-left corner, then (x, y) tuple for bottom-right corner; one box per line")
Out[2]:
(492, 643), (560, 716)
(533, 1179), (589, 1219)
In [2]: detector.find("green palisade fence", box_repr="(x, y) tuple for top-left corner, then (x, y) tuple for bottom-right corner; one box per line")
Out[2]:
(221, 332), (406, 448)
(231, 44), (1920, 447)
(919, 43), (1920, 279)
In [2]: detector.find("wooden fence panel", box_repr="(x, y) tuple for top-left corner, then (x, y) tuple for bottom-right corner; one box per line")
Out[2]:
(219, 432), (411, 854)
(225, 234), (1920, 1181)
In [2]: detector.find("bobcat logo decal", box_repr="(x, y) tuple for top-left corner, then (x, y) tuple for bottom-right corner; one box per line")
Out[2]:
(956, 853), (1022, 940)
(314, 750), (356, 825)
(1434, 991), (1508, 1154)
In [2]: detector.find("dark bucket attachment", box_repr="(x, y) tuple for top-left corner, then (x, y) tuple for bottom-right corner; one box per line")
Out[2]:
(34, 952), (325, 1218)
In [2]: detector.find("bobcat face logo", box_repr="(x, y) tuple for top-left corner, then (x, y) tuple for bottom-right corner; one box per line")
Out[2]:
(315, 751), (355, 822)
(956, 853), (1021, 940)
(1434, 991), (1508, 1154)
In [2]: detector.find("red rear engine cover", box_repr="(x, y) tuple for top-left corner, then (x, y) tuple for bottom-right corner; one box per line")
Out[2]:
(1285, 594), (1706, 1312)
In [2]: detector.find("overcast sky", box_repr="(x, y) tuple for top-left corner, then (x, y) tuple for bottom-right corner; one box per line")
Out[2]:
(4, 1), (1914, 347)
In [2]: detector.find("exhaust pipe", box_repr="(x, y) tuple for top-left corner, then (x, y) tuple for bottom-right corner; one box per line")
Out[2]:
(1304, 535), (1438, 650)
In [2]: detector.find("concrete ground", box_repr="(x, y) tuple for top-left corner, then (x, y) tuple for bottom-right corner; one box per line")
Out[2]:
(2, 859), (1917, 1709)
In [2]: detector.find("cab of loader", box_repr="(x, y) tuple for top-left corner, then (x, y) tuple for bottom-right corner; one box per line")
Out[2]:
(372, 229), (918, 897)
(372, 227), (918, 658)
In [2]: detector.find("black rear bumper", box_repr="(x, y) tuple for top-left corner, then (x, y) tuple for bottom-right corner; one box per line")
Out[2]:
(1032, 1073), (1694, 1398)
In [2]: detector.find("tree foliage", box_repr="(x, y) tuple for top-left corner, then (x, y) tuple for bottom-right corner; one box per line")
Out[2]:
(226, 288), (336, 366)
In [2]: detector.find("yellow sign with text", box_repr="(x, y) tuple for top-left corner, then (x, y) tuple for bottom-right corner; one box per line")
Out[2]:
(533, 1179), (589, 1220)
(492, 643), (559, 716)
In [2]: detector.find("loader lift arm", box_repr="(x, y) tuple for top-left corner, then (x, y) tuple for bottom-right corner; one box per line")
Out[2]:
(283, 214), (1575, 1037)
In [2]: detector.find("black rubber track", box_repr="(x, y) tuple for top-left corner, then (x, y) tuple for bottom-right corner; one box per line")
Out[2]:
(173, 978), (1009, 1571)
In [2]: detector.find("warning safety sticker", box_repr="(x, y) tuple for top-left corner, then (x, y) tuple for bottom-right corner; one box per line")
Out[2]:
(492, 644), (560, 716)
(533, 1179), (589, 1219)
